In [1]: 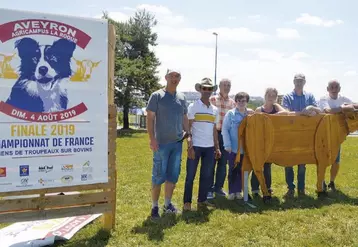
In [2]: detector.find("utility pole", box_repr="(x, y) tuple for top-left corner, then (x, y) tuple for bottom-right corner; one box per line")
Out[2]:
(213, 32), (218, 95)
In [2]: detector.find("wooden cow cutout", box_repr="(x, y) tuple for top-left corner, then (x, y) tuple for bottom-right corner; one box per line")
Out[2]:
(235, 111), (358, 202)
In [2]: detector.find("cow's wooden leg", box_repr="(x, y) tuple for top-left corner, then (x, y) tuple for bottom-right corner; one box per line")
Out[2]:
(315, 114), (337, 198)
(242, 154), (252, 202)
(253, 169), (271, 203)
(316, 163), (328, 197)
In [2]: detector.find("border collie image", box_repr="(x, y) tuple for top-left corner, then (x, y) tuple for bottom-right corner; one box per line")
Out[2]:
(6, 37), (76, 113)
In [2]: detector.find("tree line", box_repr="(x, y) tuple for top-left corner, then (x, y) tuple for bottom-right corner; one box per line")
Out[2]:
(103, 10), (162, 129)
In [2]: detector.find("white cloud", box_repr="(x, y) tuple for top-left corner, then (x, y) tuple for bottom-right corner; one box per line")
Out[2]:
(248, 15), (261, 21)
(276, 28), (300, 40)
(246, 49), (284, 62)
(290, 52), (310, 60)
(155, 26), (267, 44)
(99, 4), (268, 44)
(296, 13), (344, 27)
(154, 26), (213, 44)
(344, 70), (357, 77)
(99, 12), (129, 22)
(136, 4), (184, 25)
(228, 16), (236, 20)
(209, 27), (267, 43)
(137, 4), (172, 15)
(123, 7), (136, 11)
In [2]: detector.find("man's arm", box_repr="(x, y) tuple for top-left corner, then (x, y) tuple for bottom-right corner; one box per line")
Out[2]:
(282, 95), (291, 111)
(213, 123), (221, 159)
(183, 114), (190, 135)
(221, 111), (232, 153)
(146, 110), (158, 151)
(186, 103), (195, 153)
(146, 93), (159, 151)
(213, 107), (220, 150)
(323, 107), (343, 113)
(319, 96), (350, 113)
(187, 119), (195, 159)
(213, 124), (220, 150)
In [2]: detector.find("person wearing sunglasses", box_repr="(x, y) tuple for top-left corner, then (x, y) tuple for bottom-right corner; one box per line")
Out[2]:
(183, 78), (221, 211)
(221, 92), (254, 200)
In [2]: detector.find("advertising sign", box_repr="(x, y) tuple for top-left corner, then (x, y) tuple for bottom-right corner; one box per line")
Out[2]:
(0, 8), (109, 192)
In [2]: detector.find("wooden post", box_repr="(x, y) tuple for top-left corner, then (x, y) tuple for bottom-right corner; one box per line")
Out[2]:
(102, 23), (117, 231)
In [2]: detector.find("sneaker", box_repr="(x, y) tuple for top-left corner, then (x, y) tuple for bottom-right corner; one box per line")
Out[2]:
(323, 182), (327, 192)
(328, 181), (337, 192)
(197, 200), (215, 209)
(207, 192), (215, 200)
(284, 189), (295, 198)
(215, 189), (227, 197)
(151, 206), (160, 219)
(252, 192), (260, 198)
(235, 192), (243, 200)
(183, 203), (191, 211)
(228, 193), (235, 200)
(268, 189), (273, 195)
(163, 203), (179, 214)
(298, 190), (306, 196)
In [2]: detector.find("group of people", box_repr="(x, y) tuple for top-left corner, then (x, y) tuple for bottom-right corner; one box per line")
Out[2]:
(146, 68), (358, 219)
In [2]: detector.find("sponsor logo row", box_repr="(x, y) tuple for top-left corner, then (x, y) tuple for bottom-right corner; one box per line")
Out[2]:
(0, 161), (94, 187)
(0, 161), (92, 177)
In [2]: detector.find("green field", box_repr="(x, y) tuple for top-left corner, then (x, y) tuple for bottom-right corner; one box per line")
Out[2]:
(2, 134), (358, 246)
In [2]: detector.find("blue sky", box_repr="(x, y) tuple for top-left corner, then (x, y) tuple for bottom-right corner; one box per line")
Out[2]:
(2, 0), (358, 100)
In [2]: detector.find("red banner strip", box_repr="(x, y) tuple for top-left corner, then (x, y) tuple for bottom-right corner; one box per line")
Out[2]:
(0, 19), (91, 49)
(0, 101), (88, 122)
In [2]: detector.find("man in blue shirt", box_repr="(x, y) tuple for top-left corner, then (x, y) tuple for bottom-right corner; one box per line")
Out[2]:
(282, 73), (318, 198)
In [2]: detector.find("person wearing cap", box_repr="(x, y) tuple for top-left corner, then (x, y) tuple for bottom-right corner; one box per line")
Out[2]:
(318, 79), (355, 191)
(146, 69), (190, 219)
(282, 73), (320, 198)
(183, 78), (221, 211)
(208, 78), (236, 198)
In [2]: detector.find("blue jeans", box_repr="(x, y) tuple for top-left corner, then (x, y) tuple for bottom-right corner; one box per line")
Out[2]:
(209, 131), (227, 192)
(335, 147), (341, 164)
(285, 165), (306, 191)
(251, 163), (272, 193)
(227, 152), (243, 194)
(152, 141), (183, 185)
(184, 146), (215, 203)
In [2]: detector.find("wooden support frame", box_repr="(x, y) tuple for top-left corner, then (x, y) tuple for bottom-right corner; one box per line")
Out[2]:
(0, 23), (117, 232)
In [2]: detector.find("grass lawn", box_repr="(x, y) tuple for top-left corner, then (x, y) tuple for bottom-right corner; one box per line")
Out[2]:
(3, 134), (358, 246)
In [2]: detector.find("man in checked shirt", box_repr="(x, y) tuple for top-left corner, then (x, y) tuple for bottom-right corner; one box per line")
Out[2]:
(208, 78), (236, 198)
